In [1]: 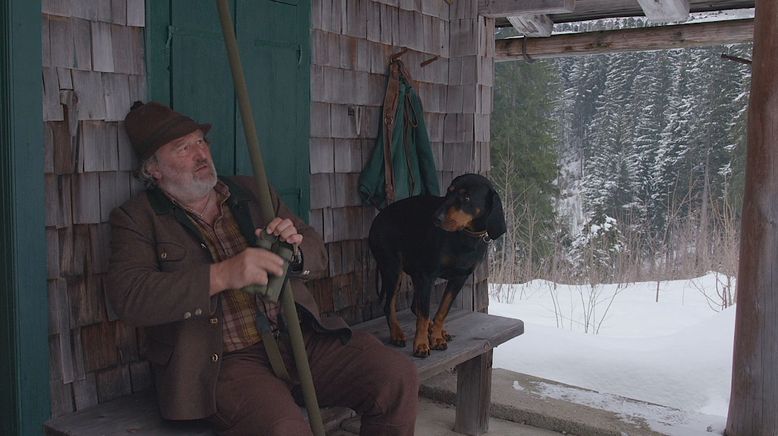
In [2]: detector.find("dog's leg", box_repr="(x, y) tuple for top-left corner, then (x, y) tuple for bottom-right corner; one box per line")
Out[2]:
(387, 280), (406, 347)
(379, 261), (406, 347)
(430, 275), (467, 350)
(410, 275), (433, 358)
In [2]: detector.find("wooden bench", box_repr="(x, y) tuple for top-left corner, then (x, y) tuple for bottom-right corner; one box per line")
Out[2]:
(44, 308), (523, 436)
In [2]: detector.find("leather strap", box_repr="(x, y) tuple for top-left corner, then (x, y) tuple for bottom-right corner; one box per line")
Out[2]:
(382, 62), (400, 204)
(256, 312), (293, 384)
(381, 59), (416, 205)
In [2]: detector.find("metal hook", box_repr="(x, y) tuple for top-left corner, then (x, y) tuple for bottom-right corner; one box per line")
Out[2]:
(720, 53), (752, 65)
(521, 37), (535, 63)
(390, 47), (409, 61)
(420, 55), (439, 68)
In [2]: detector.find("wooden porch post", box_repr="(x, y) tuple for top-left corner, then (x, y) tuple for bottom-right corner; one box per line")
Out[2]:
(726, 1), (778, 435)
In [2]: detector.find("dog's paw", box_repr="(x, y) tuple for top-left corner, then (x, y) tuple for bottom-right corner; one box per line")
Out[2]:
(390, 337), (407, 347)
(430, 336), (448, 351)
(428, 325), (451, 350)
(389, 328), (407, 347)
(413, 343), (431, 358)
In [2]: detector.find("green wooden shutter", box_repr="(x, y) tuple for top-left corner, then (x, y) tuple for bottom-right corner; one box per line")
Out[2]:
(147, 0), (311, 217)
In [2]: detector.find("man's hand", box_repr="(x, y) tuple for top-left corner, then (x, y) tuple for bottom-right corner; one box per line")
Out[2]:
(209, 248), (284, 296)
(208, 218), (304, 296)
(261, 217), (303, 247)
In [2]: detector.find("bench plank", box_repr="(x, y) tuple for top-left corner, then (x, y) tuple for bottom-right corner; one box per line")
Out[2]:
(44, 391), (352, 436)
(44, 391), (213, 436)
(353, 308), (524, 380)
(45, 309), (523, 435)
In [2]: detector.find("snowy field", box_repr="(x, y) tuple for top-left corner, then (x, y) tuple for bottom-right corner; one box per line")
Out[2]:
(489, 273), (736, 435)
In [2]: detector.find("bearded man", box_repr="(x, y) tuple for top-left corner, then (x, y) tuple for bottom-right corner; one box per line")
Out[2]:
(106, 101), (418, 436)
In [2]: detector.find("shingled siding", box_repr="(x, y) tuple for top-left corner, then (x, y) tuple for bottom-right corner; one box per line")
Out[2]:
(43, 0), (148, 417)
(307, 0), (495, 326)
(42, 0), (495, 417)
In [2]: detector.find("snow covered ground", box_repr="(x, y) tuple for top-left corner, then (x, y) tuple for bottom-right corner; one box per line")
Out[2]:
(489, 273), (736, 435)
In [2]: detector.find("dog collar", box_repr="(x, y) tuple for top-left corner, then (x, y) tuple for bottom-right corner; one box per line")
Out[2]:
(461, 228), (492, 244)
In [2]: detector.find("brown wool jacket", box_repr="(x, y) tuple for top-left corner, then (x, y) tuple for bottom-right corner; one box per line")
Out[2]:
(105, 176), (351, 420)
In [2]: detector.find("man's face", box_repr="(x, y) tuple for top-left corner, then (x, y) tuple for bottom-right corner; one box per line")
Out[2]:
(148, 130), (218, 203)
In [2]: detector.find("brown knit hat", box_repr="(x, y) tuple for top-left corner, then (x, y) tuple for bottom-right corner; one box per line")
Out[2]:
(124, 101), (211, 160)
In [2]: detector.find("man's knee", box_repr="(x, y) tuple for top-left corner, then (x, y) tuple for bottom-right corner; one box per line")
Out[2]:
(267, 416), (314, 436)
(215, 413), (312, 436)
(382, 355), (419, 399)
(368, 346), (419, 417)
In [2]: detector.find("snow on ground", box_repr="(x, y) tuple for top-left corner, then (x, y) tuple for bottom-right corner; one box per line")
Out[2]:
(489, 273), (735, 434)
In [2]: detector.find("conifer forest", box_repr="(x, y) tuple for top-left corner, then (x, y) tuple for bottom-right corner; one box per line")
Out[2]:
(490, 20), (752, 301)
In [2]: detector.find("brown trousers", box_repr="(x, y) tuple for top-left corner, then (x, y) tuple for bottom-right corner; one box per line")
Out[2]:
(207, 329), (419, 436)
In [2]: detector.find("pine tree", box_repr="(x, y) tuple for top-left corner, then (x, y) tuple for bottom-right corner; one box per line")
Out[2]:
(491, 60), (560, 276)
(494, 15), (752, 281)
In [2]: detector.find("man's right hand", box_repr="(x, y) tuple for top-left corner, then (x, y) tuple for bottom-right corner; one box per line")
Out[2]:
(209, 248), (285, 296)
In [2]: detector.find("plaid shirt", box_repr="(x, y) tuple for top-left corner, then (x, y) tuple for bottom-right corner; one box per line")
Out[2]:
(171, 181), (280, 352)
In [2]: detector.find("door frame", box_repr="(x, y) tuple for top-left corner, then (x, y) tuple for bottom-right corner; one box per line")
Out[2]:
(1, 0), (50, 434)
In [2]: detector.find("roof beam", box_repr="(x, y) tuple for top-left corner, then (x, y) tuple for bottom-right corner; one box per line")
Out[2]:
(637, 0), (690, 22)
(507, 15), (553, 37)
(495, 18), (754, 61)
(479, 0), (575, 18)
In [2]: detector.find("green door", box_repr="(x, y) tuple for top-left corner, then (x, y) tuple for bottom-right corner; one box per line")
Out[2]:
(146, 0), (310, 216)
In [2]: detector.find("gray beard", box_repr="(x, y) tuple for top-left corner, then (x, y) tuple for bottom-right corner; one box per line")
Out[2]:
(160, 168), (218, 206)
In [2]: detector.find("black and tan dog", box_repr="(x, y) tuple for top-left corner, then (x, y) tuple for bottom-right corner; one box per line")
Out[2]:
(368, 173), (506, 358)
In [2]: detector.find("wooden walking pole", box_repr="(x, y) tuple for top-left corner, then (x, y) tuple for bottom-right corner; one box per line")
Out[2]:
(214, 1), (326, 435)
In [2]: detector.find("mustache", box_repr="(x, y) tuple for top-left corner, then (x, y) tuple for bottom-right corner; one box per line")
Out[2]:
(195, 159), (213, 171)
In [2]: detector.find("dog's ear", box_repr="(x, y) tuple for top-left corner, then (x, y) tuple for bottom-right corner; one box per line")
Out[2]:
(486, 189), (506, 240)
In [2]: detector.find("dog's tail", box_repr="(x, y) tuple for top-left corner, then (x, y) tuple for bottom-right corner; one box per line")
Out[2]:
(375, 269), (384, 302)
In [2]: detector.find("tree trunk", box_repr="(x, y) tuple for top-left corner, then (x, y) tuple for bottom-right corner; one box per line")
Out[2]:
(697, 148), (710, 272)
(726, 2), (778, 434)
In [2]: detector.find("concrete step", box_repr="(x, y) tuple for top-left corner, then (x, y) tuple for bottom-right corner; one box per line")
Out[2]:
(420, 369), (723, 436)
(332, 397), (562, 436)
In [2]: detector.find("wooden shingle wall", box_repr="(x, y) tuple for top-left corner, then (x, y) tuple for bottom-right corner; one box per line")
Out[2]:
(42, 0), (496, 418)
(308, 0), (495, 325)
(42, 0), (147, 417)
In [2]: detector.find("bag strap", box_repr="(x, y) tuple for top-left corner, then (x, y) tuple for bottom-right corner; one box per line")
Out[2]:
(256, 312), (293, 384)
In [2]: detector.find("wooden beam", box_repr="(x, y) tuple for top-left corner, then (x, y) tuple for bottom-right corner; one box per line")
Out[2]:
(507, 15), (553, 37)
(637, 0), (689, 22)
(495, 18), (754, 61)
(726, 1), (778, 435)
(478, 0), (574, 18)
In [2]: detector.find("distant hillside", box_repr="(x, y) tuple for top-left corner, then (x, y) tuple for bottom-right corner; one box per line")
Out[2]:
(491, 16), (752, 282)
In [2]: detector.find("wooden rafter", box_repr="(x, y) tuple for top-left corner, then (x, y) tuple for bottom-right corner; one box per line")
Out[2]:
(637, 0), (690, 22)
(479, 0), (575, 18)
(507, 15), (553, 37)
(495, 18), (753, 61)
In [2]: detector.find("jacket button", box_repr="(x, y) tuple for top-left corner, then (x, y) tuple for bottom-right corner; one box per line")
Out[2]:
(211, 353), (219, 362)
(160, 251), (167, 260)
(209, 317), (218, 324)
(195, 308), (203, 316)
(183, 311), (192, 319)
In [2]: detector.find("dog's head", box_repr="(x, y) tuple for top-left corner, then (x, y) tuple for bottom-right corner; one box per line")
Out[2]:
(434, 174), (506, 240)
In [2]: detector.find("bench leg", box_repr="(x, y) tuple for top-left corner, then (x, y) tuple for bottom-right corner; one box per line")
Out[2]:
(453, 350), (492, 435)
